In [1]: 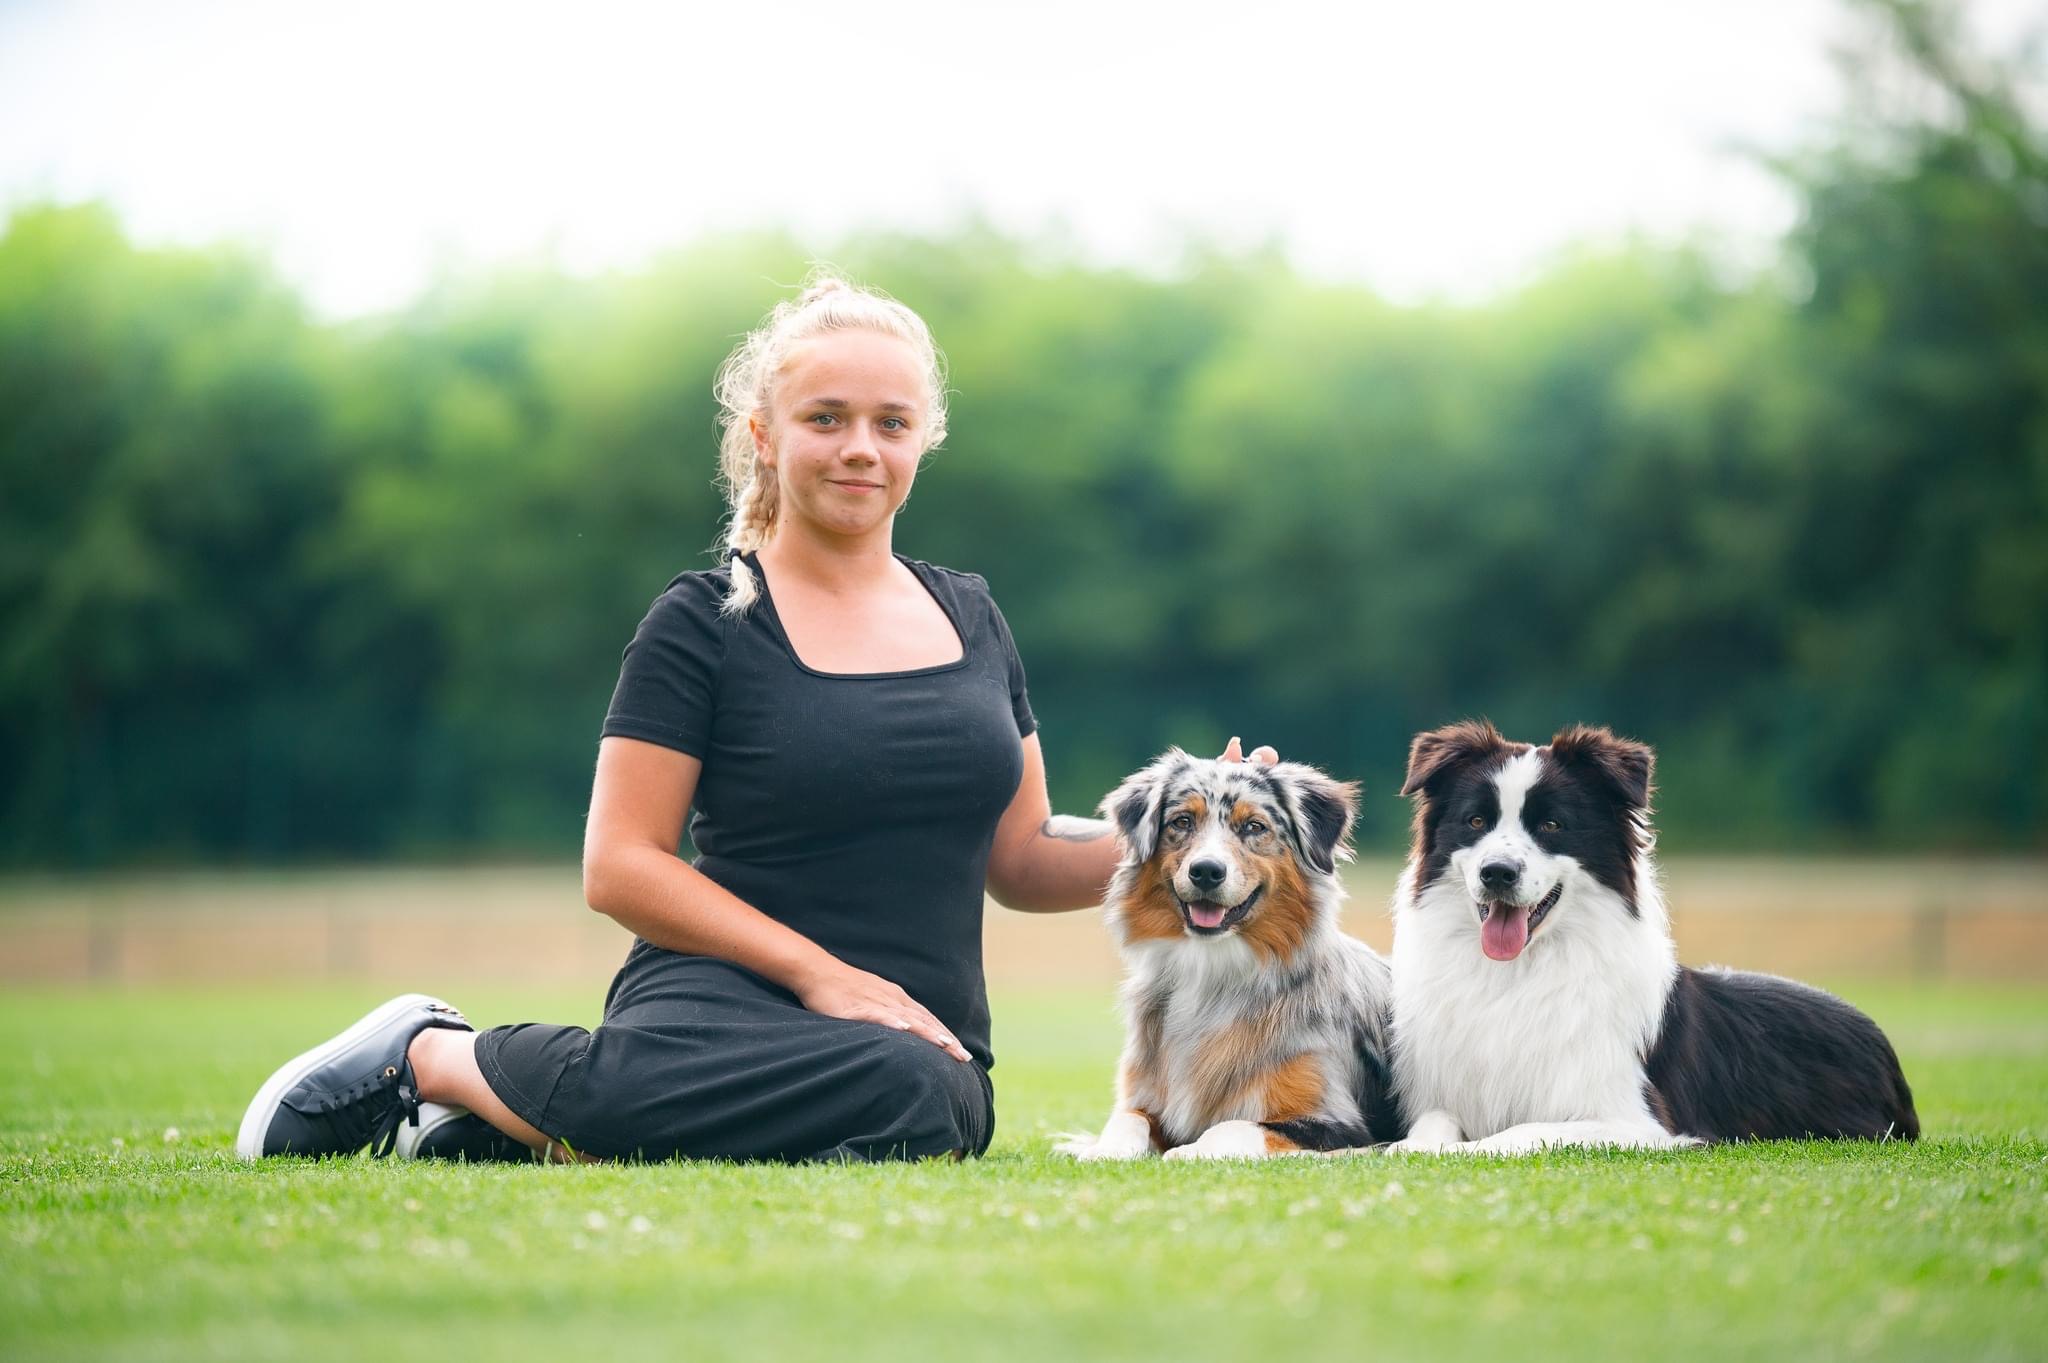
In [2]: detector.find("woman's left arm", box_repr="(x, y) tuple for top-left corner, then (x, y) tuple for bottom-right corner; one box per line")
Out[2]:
(986, 734), (1120, 912)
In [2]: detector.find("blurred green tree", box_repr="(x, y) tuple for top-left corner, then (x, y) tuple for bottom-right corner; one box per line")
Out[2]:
(0, 0), (2040, 864)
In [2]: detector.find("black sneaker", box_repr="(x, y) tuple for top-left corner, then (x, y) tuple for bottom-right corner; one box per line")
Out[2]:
(394, 1101), (535, 1162)
(236, 994), (471, 1160)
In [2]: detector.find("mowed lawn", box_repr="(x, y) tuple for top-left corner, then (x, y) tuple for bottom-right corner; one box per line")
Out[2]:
(3, 982), (2045, 1363)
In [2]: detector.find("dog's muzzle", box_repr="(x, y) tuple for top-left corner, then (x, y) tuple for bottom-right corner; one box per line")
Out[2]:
(1175, 885), (1264, 936)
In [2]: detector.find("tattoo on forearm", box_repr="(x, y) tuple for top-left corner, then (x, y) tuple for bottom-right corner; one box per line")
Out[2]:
(1042, 815), (1113, 843)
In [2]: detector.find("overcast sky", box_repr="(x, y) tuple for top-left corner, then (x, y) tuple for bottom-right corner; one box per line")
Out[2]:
(1, 0), (2038, 316)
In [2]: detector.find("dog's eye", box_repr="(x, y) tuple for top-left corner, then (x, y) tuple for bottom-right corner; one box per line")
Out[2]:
(1467, 815), (1487, 830)
(1539, 819), (1562, 833)
(1241, 819), (1267, 836)
(1168, 814), (1195, 833)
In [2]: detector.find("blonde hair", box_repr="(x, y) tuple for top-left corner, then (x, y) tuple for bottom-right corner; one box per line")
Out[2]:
(713, 272), (949, 616)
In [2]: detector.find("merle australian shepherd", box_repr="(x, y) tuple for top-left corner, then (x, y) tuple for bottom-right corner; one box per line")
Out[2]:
(1054, 751), (1398, 1160)
(1389, 720), (1918, 1153)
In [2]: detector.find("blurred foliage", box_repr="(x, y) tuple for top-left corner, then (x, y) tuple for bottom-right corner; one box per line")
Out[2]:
(1, 0), (2042, 865)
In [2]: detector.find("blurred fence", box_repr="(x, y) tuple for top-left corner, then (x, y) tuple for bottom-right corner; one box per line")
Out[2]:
(2, 859), (2043, 986)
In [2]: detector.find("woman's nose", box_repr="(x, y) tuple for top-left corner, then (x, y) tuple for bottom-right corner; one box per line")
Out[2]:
(841, 422), (879, 461)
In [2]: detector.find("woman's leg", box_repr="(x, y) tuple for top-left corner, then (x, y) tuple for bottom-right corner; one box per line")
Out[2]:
(406, 1028), (557, 1155)
(491, 958), (993, 1164)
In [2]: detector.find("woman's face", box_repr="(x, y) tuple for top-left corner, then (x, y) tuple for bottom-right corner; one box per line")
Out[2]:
(753, 329), (930, 546)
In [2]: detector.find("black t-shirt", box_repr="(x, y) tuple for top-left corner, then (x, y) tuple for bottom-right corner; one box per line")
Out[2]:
(601, 552), (1035, 1068)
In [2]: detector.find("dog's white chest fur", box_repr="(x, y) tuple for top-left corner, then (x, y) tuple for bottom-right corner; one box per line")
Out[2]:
(1390, 859), (1676, 1137)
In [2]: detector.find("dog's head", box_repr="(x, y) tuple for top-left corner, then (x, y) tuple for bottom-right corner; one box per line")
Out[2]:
(1399, 720), (1653, 961)
(1100, 749), (1358, 959)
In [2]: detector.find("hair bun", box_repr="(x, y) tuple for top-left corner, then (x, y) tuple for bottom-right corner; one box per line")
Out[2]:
(798, 276), (852, 306)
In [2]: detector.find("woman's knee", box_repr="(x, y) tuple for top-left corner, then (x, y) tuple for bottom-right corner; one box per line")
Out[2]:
(867, 1033), (992, 1156)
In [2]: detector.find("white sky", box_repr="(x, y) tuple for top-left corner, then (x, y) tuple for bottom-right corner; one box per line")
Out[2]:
(0, 0), (2039, 317)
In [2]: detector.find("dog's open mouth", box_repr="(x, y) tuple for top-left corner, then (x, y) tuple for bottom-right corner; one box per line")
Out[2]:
(1477, 882), (1563, 961)
(1176, 885), (1264, 936)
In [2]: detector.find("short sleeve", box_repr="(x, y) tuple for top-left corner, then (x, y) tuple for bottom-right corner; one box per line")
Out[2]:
(986, 594), (1037, 739)
(600, 573), (728, 758)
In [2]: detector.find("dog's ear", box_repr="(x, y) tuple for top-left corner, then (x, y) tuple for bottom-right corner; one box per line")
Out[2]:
(1401, 719), (1512, 797)
(1273, 764), (1360, 876)
(1098, 749), (1185, 863)
(1548, 725), (1654, 810)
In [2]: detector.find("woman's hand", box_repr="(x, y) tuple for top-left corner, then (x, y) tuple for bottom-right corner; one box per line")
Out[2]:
(1220, 736), (1280, 765)
(794, 962), (972, 1062)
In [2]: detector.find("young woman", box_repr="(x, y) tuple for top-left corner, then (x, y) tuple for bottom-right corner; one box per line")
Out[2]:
(237, 277), (1272, 1163)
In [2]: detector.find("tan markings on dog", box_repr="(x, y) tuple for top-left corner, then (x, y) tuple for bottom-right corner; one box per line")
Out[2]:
(1236, 851), (1315, 964)
(1231, 800), (1258, 826)
(1117, 1049), (1158, 1103)
(1250, 1052), (1326, 1124)
(1180, 795), (1207, 821)
(1123, 877), (1184, 942)
(1113, 1059), (1168, 1150)
(1182, 1013), (1282, 1113)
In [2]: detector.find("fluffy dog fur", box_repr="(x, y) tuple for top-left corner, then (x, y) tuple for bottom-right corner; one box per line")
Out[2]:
(1055, 751), (1396, 1160)
(1388, 720), (1919, 1154)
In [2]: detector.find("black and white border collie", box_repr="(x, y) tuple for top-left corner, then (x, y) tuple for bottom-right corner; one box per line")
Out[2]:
(1388, 720), (1918, 1153)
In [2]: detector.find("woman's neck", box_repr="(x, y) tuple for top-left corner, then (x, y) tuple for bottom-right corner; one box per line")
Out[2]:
(755, 525), (898, 598)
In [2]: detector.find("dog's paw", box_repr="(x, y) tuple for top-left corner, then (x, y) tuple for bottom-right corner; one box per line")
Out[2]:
(1050, 1132), (1099, 1159)
(1381, 1137), (1454, 1155)
(1054, 1111), (1156, 1161)
(1384, 1109), (1464, 1153)
(1163, 1120), (1271, 1161)
(1052, 1134), (1149, 1161)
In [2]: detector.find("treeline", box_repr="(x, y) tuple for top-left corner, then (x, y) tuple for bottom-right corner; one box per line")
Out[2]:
(2, 3), (2043, 864)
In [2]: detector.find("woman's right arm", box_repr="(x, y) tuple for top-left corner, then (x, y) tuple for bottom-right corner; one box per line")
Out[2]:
(581, 735), (971, 1061)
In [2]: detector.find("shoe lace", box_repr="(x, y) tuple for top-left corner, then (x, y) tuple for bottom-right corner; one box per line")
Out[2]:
(367, 1058), (424, 1158)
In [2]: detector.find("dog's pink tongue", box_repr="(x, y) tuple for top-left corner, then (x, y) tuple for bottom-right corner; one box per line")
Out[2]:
(1188, 903), (1228, 929)
(1482, 903), (1530, 961)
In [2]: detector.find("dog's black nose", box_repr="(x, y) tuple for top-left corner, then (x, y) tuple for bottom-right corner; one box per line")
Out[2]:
(1187, 859), (1227, 893)
(1479, 862), (1521, 893)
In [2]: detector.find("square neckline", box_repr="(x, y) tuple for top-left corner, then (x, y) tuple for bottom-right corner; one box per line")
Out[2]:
(744, 551), (970, 680)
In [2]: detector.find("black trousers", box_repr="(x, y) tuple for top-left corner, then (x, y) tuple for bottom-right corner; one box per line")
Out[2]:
(472, 950), (994, 1163)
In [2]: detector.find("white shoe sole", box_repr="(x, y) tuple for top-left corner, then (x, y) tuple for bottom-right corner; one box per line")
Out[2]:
(235, 993), (462, 1161)
(393, 1101), (474, 1159)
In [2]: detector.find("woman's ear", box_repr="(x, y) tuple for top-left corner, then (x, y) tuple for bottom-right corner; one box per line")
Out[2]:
(750, 411), (774, 468)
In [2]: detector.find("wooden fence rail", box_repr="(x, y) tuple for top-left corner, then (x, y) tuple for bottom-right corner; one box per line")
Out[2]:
(3, 860), (2044, 986)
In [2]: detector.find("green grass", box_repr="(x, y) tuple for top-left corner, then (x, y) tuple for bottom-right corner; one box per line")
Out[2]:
(4, 983), (2045, 1362)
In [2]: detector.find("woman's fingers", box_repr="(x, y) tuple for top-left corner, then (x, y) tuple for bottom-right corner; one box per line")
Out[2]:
(1220, 736), (1280, 765)
(894, 999), (971, 1061)
(847, 990), (970, 1062)
(805, 968), (971, 1061)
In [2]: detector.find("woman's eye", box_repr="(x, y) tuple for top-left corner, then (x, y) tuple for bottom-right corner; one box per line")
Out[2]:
(880, 416), (908, 431)
(808, 412), (837, 426)
(1540, 820), (1562, 833)
(1168, 814), (1194, 832)
(1468, 816), (1487, 830)
(1242, 820), (1267, 836)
